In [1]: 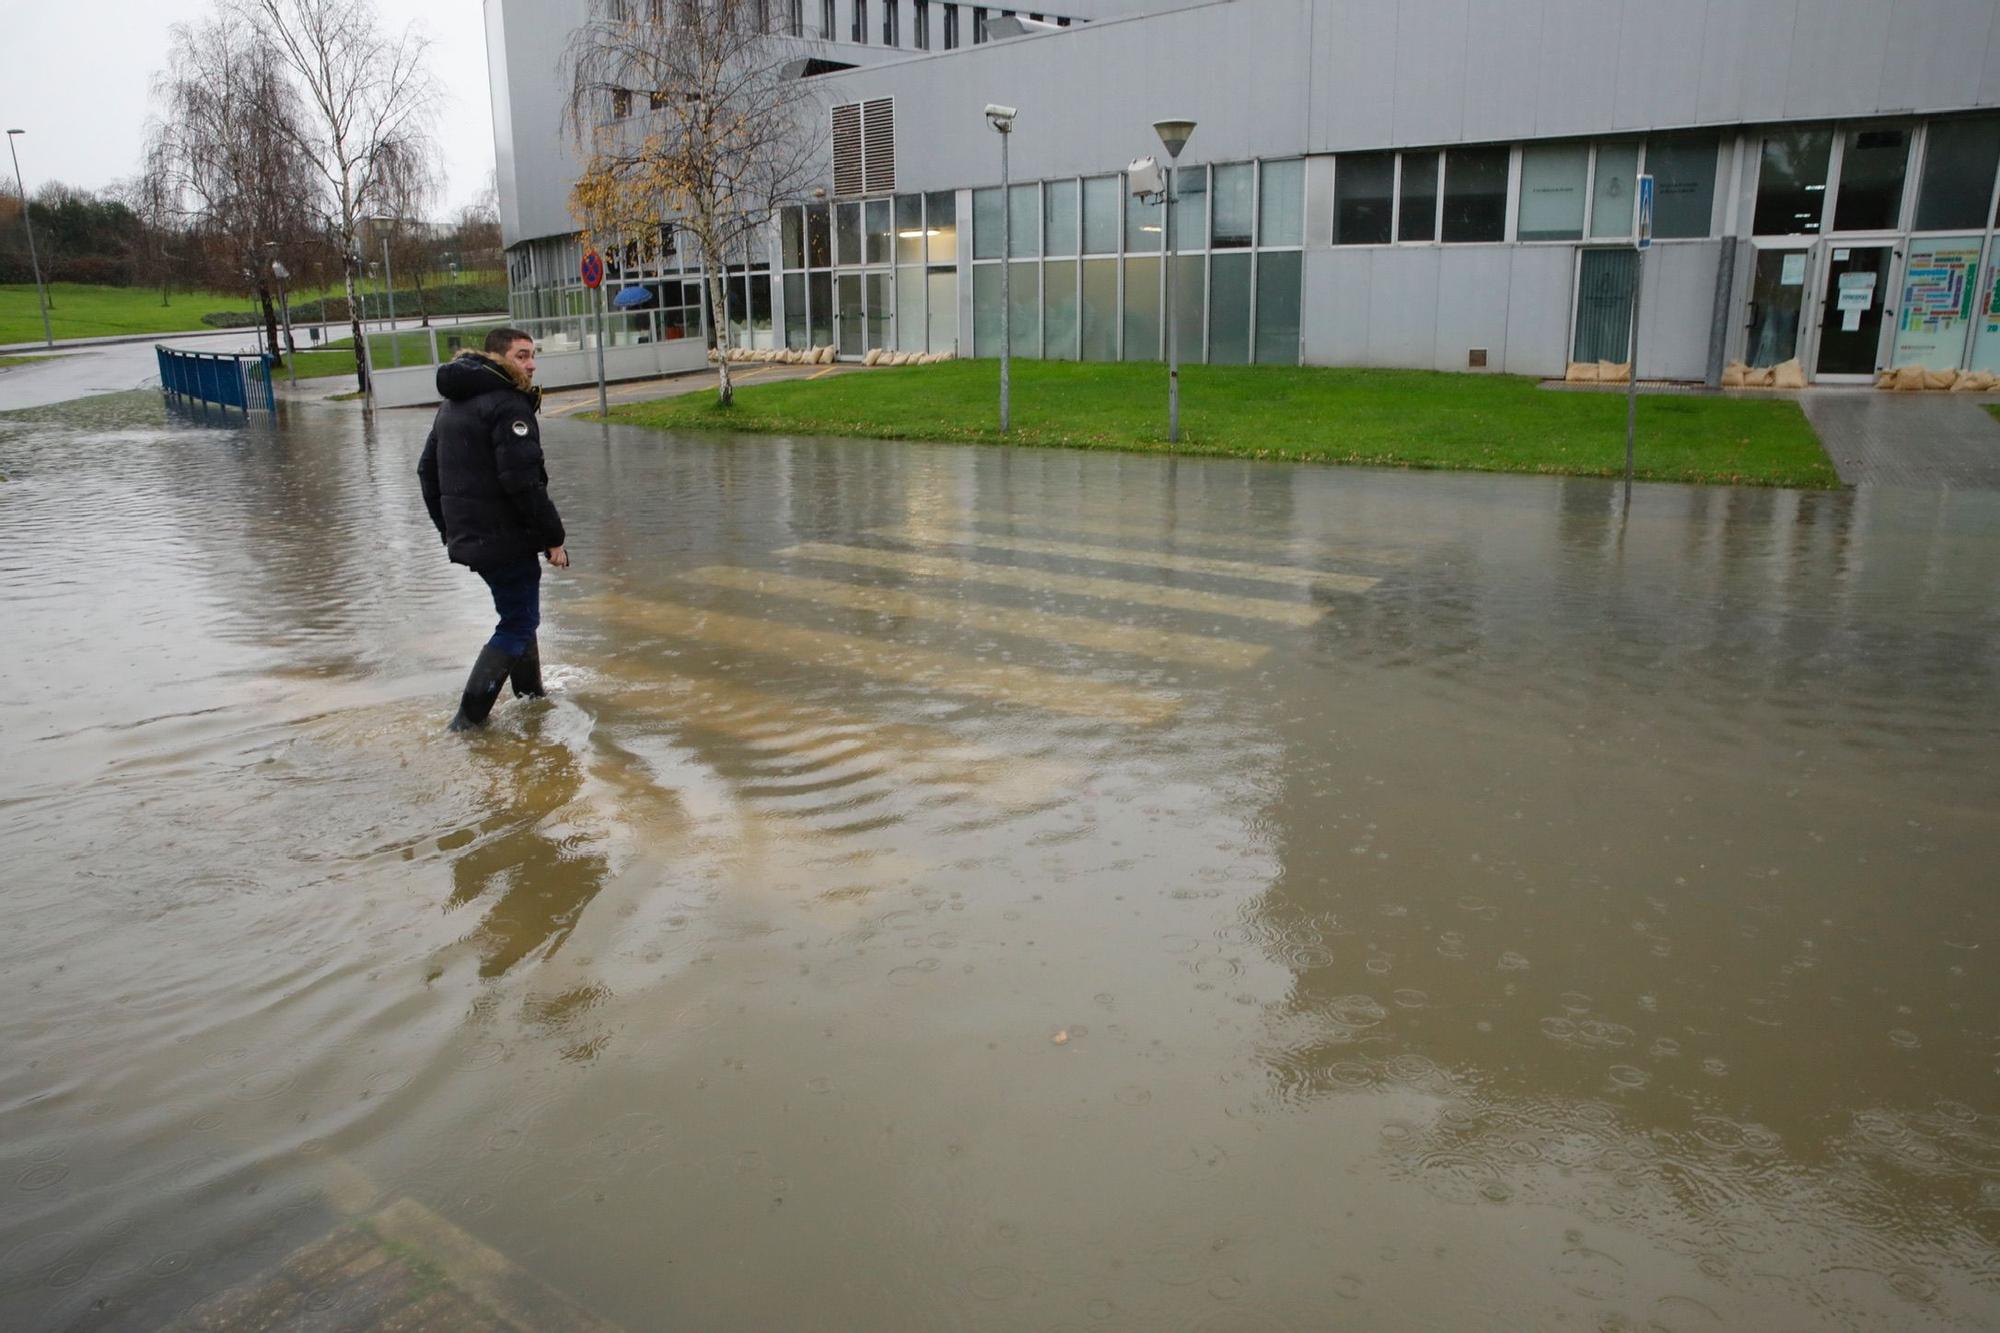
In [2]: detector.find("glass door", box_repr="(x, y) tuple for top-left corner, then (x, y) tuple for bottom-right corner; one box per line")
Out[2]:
(1747, 246), (1811, 368)
(1814, 244), (1894, 379)
(1967, 251), (2000, 374)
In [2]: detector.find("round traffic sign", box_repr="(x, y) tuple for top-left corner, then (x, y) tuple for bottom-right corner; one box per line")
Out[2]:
(580, 248), (604, 289)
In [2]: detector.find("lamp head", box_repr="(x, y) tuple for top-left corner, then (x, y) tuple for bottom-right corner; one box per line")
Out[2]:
(1152, 118), (1196, 160)
(6, 129), (24, 137)
(984, 104), (1017, 133)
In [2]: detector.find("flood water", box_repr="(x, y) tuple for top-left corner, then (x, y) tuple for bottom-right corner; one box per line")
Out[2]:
(3, 392), (1998, 1331)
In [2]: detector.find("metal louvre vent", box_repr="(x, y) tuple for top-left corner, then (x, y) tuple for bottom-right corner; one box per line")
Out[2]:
(862, 97), (895, 193)
(831, 102), (864, 196)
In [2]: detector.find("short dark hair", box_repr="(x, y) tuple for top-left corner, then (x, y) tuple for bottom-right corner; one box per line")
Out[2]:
(484, 326), (534, 355)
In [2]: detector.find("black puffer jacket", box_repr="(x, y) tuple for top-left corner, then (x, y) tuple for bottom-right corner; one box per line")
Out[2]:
(417, 352), (565, 570)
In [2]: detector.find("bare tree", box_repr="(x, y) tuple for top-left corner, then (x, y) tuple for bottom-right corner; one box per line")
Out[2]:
(563, 0), (824, 406)
(238, 0), (440, 392)
(144, 11), (319, 361)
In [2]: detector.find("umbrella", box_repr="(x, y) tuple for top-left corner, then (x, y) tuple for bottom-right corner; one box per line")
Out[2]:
(611, 284), (656, 309)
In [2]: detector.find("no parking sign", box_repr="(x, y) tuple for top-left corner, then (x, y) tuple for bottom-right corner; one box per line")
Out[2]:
(580, 248), (604, 288)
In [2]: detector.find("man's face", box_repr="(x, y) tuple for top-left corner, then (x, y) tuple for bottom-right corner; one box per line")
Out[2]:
(503, 337), (537, 383)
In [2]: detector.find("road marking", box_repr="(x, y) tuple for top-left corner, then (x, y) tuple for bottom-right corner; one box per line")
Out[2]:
(869, 528), (1380, 593)
(582, 598), (1180, 725)
(957, 509), (1416, 565)
(776, 542), (1327, 627)
(682, 566), (1271, 670)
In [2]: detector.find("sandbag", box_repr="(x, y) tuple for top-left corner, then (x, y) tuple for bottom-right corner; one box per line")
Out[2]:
(1875, 370), (1897, 390)
(1772, 359), (1806, 390)
(1564, 361), (1598, 384)
(1924, 368), (1958, 390)
(1597, 360), (1630, 384)
(1744, 366), (1775, 387)
(1722, 361), (1748, 388)
(1949, 369), (1995, 392)
(1893, 364), (1926, 391)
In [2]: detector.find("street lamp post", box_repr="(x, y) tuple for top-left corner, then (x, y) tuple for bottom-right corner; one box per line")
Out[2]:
(6, 130), (54, 349)
(370, 218), (400, 368)
(985, 105), (1017, 433)
(267, 245), (297, 386)
(1153, 118), (1196, 444)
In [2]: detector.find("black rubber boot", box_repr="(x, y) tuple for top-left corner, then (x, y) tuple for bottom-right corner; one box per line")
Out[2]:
(447, 643), (519, 731)
(509, 637), (546, 699)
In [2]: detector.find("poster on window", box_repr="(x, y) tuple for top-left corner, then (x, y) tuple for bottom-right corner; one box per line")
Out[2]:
(1892, 239), (1981, 369)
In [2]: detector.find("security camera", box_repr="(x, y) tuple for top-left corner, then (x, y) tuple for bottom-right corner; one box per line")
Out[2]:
(1127, 155), (1165, 198)
(984, 104), (1017, 132)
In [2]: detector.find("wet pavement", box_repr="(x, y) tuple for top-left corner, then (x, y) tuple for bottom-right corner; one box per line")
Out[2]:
(2, 392), (1998, 1331)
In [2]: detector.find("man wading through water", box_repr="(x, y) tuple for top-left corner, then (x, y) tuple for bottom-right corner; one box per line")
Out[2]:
(418, 327), (570, 730)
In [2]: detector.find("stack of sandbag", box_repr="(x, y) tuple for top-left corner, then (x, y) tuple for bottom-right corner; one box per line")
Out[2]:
(1874, 365), (1997, 391)
(1949, 369), (1998, 392)
(1721, 359), (1803, 388)
(1561, 360), (1632, 384)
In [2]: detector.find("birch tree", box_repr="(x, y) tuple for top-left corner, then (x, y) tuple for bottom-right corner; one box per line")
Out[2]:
(237, 0), (440, 393)
(562, 0), (823, 406)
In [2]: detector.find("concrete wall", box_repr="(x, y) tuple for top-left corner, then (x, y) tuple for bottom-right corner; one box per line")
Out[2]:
(372, 339), (710, 409)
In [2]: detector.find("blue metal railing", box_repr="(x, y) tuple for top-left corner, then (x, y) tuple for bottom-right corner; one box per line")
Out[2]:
(156, 346), (277, 416)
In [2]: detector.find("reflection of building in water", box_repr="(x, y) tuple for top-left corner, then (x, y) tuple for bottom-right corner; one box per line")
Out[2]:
(1234, 478), (2000, 1314)
(488, 0), (2000, 385)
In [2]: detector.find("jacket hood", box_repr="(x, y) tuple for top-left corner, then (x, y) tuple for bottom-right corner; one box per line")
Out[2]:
(436, 350), (534, 403)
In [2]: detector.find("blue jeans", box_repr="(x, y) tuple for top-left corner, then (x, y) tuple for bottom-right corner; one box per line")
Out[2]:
(477, 555), (542, 657)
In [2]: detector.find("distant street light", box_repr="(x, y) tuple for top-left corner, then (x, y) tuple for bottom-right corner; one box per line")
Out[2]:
(1153, 117), (1196, 443)
(368, 215), (400, 367)
(984, 104), (1017, 432)
(6, 130), (54, 349)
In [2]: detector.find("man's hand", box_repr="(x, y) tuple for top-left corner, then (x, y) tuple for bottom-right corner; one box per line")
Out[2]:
(546, 545), (570, 569)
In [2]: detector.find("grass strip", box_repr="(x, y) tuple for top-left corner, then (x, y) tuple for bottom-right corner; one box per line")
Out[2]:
(606, 359), (1839, 488)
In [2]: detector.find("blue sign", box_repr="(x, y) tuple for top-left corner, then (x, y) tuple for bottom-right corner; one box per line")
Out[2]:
(580, 248), (604, 288)
(1635, 174), (1654, 251)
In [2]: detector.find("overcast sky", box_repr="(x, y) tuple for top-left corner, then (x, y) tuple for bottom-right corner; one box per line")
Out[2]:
(0, 0), (496, 218)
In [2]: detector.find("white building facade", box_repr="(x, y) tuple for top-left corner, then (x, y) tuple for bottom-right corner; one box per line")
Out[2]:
(486, 0), (2000, 385)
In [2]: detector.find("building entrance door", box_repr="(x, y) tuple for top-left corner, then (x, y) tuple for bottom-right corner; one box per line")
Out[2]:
(1814, 244), (1894, 380)
(1746, 246), (1811, 369)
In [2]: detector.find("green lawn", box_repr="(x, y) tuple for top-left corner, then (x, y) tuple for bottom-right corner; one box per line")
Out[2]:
(1, 280), (498, 346)
(284, 322), (508, 380)
(608, 360), (1841, 488)
(0, 353), (63, 369)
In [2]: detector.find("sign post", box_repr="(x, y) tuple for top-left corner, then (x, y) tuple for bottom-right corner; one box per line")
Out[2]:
(1625, 173), (1653, 498)
(581, 247), (608, 418)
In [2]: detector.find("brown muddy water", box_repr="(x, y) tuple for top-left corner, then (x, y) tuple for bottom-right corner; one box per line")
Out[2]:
(2, 392), (1997, 1331)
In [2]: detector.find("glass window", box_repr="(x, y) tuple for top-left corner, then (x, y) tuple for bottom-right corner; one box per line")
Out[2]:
(784, 273), (807, 348)
(865, 198), (893, 265)
(883, 0), (898, 45)
(837, 273), (864, 354)
(972, 5), (985, 41)
(749, 274), (773, 348)
(926, 191), (957, 263)
(836, 201), (863, 265)
(806, 204), (832, 267)
(1123, 256), (1160, 359)
(1517, 144), (1588, 241)
(1753, 129), (1832, 235)
(1209, 251), (1252, 364)
(1008, 183), (1041, 258)
(782, 209), (804, 269)
(1259, 159), (1304, 246)
(1044, 179), (1078, 257)
(1647, 133), (1718, 239)
(1174, 165), (1207, 250)
(853, 0), (868, 42)
(1254, 251), (1302, 363)
(1334, 152), (1394, 244)
(822, 0), (837, 39)
(895, 194), (924, 265)
(1834, 127), (1909, 231)
(1573, 248), (1635, 363)
(1212, 163), (1253, 248)
(1589, 142), (1639, 238)
(1442, 147), (1509, 242)
(1008, 262), (1041, 356)
(865, 271), (891, 349)
(1171, 254), (1202, 364)
(973, 262), (1001, 353)
(1081, 258), (1118, 359)
(1082, 176), (1120, 253)
(944, 2), (958, 47)
(1915, 117), (2000, 231)
(914, 0), (928, 48)
(926, 267), (957, 352)
(972, 188), (1004, 259)
(1398, 151), (1439, 242)
(896, 267), (925, 350)
(1044, 260), (1078, 359)
(1126, 183), (1162, 253)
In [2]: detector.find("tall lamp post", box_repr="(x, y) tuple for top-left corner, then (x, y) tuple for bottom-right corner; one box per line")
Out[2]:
(1153, 118), (1196, 443)
(985, 104), (1017, 433)
(369, 216), (400, 367)
(6, 130), (54, 349)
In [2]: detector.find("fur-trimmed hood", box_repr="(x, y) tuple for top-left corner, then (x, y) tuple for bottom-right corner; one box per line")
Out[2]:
(435, 349), (538, 407)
